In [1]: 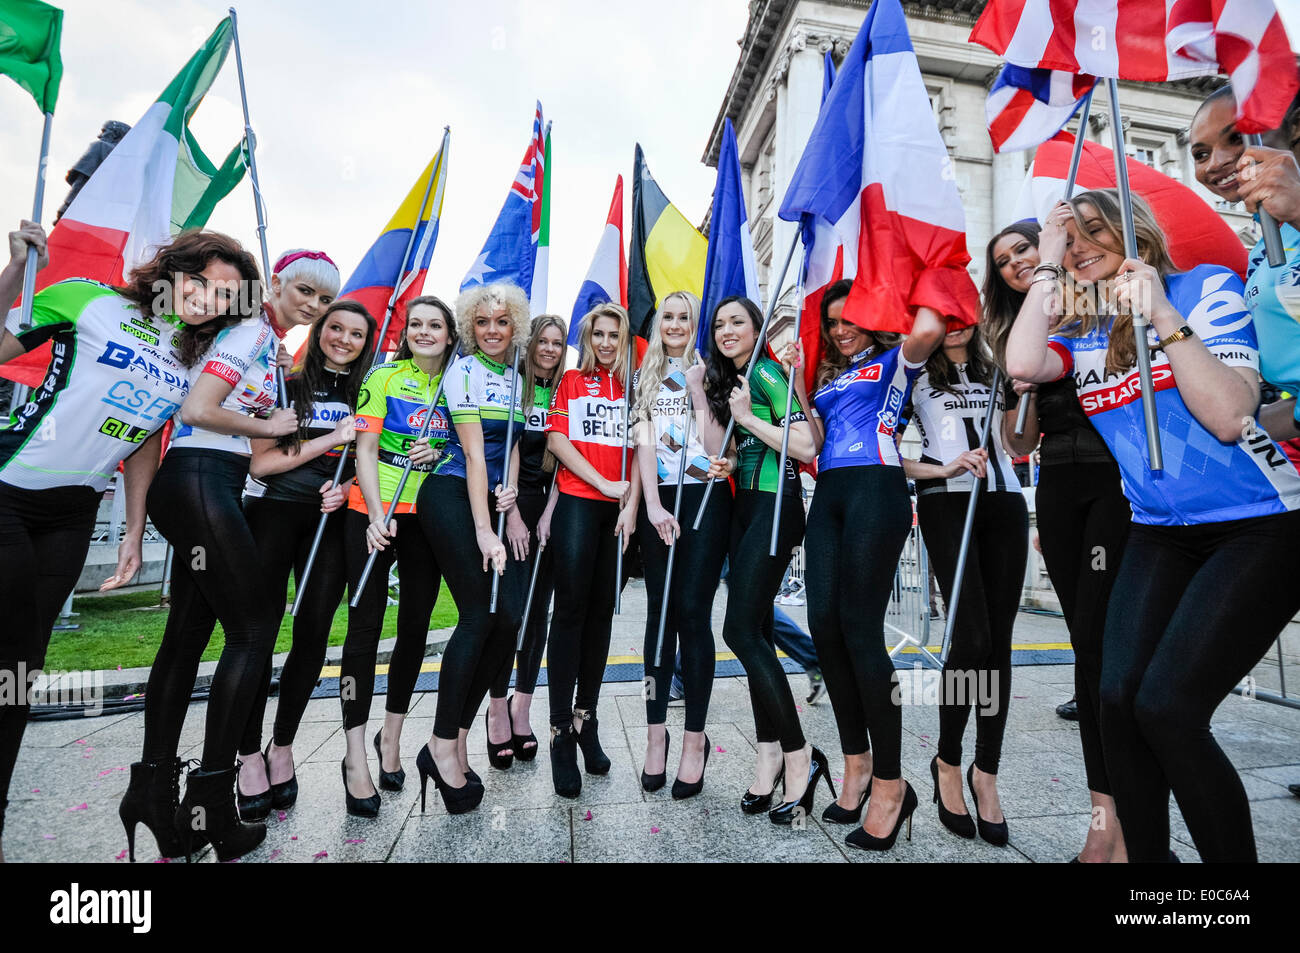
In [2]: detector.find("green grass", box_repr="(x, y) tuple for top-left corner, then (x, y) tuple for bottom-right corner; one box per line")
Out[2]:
(42, 580), (458, 672)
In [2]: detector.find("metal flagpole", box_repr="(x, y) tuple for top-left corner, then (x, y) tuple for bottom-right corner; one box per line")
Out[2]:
(652, 390), (695, 667)
(768, 245), (809, 556)
(1244, 132), (1286, 268)
(490, 344), (523, 614)
(938, 368), (1004, 663)
(614, 332), (635, 614)
(349, 346), (461, 607)
(16, 112), (53, 333)
(1016, 87), (1093, 437)
(692, 226), (802, 530)
(1106, 78), (1162, 471)
(228, 7), (288, 410)
(517, 471), (559, 650)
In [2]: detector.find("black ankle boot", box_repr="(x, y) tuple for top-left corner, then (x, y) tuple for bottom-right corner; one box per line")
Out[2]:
(572, 708), (611, 775)
(174, 765), (266, 862)
(119, 758), (185, 861)
(550, 724), (581, 798)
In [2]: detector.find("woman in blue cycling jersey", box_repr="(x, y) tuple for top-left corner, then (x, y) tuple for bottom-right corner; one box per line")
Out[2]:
(1007, 189), (1300, 863)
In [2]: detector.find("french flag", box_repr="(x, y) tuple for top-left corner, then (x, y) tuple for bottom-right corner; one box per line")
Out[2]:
(986, 64), (1096, 153)
(568, 176), (628, 349)
(779, 0), (978, 389)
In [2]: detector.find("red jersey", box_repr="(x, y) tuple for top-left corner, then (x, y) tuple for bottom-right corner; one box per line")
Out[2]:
(546, 366), (633, 501)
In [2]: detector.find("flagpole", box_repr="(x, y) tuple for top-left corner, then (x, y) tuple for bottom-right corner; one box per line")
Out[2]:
(490, 343), (523, 614)
(517, 471), (558, 650)
(16, 112), (53, 332)
(1015, 87), (1093, 438)
(768, 244), (809, 556)
(692, 226), (802, 530)
(1105, 78), (1162, 471)
(614, 332), (635, 614)
(228, 7), (288, 410)
(652, 391), (694, 667)
(1243, 133), (1286, 268)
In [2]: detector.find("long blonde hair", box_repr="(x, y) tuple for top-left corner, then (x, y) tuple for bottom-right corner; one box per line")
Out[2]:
(633, 291), (700, 424)
(576, 302), (633, 386)
(524, 314), (567, 413)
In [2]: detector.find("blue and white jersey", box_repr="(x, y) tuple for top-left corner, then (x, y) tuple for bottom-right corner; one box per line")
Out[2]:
(1048, 264), (1300, 526)
(811, 344), (926, 471)
(170, 314), (280, 455)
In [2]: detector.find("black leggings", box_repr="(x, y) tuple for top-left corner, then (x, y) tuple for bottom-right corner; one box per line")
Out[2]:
(639, 483), (729, 731)
(140, 450), (280, 771)
(339, 508), (440, 731)
(416, 474), (522, 740)
(724, 489), (806, 753)
(547, 492), (621, 726)
(918, 489), (1028, 775)
(0, 481), (99, 833)
(490, 489), (554, 698)
(1099, 507), (1300, 863)
(238, 498), (347, 754)
(805, 466), (910, 776)
(1035, 461), (1129, 796)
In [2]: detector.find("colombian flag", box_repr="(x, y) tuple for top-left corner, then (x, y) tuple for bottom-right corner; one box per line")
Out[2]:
(340, 134), (449, 354)
(627, 144), (706, 338)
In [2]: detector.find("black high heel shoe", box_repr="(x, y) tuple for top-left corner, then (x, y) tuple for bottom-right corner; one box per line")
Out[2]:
(266, 741), (299, 809)
(771, 746), (836, 825)
(641, 728), (670, 792)
(373, 730), (405, 792)
(415, 744), (484, 815)
(508, 694), (538, 762)
(845, 780), (918, 852)
(572, 708), (611, 775)
(671, 734), (710, 800)
(549, 724), (581, 799)
(741, 764), (785, 814)
(485, 708), (514, 770)
(340, 759), (380, 818)
(821, 777), (872, 824)
(931, 756), (975, 839)
(235, 753), (272, 822)
(967, 764), (1008, 846)
(119, 758), (185, 861)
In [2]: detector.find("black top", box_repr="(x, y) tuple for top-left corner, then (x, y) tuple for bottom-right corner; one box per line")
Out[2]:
(245, 369), (356, 505)
(1024, 376), (1115, 467)
(518, 379), (554, 496)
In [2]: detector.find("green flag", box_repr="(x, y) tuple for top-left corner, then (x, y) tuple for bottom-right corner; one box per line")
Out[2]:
(0, 0), (63, 113)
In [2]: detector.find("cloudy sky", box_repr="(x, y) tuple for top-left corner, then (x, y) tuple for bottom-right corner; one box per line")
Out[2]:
(3, 0), (1300, 334)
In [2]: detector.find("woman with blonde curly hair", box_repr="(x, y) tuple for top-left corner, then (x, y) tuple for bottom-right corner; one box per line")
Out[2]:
(411, 281), (529, 814)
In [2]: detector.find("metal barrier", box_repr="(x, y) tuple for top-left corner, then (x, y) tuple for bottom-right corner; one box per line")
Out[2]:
(886, 500), (941, 669)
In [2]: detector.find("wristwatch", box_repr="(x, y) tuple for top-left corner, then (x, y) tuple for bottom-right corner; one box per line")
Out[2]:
(1155, 324), (1195, 350)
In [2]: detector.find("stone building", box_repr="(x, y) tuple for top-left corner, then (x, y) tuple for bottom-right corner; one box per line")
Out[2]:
(704, 0), (1257, 346)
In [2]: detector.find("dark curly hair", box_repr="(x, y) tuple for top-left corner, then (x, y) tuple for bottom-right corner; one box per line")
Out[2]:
(116, 230), (262, 367)
(277, 299), (376, 451)
(703, 295), (765, 426)
(980, 222), (1041, 370)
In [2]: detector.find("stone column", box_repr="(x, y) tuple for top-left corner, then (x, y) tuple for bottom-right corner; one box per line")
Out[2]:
(991, 149), (1025, 230)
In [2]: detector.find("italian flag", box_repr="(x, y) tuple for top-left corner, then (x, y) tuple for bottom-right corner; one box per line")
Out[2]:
(530, 123), (551, 317)
(2, 17), (246, 386)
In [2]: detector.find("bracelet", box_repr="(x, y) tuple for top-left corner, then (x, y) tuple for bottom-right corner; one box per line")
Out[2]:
(1033, 262), (1065, 280)
(1154, 324), (1195, 350)
(1030, 272), (1061, 288)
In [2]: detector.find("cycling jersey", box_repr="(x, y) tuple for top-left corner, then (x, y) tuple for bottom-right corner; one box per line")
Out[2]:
(906, 365), (1020, 494)
(1048, 264), (1300, 526)
(634, 357), (711, 485)
(518, 379), (553, 495)
(347, 358), (448, 515)
(432, 351), (525, 487)
(169, 314), (280, 455)
(1244, 221), (1300, 420)
(811, 344), (924, 472)
(735, 355), (806, 495)
(2, 279), (188, 491)
(546, 365), (633, 501)
(244, 368), (355, 505)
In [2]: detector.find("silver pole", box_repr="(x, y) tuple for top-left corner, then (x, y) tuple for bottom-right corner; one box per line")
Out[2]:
(1243, 133), (1286, 268)
(692, 226), (802, 530)
(768, 245), (809, 556)
(517, 470), (559, 650)
(652, 390), (695, 666)
(1016, 87), (1093, 437)
(614, 333), (635, 614)
(17, 112), (53, 332)
(1106, 78), (1162, 471)
(490, 344), (523, 614)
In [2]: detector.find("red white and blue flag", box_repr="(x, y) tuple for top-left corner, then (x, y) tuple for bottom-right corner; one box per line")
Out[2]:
(461, 101), (545, 294)
(987, 64), (1096, 153)
(567, 176), (627, 349)
(971, 0), (1298, 134)
(779, 0), (978, 389)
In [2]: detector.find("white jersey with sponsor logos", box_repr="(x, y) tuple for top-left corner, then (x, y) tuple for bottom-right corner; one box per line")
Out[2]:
(1048, 264), (1300, 525)
(634, 358), (711, 485)
(907, 364), (1020, 494)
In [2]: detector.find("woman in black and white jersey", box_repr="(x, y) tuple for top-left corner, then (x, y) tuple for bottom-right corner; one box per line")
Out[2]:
(902, 323), (1027, 846)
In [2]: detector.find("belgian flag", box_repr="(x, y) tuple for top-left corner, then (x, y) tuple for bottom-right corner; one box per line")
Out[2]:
(627, 144), (707, 338)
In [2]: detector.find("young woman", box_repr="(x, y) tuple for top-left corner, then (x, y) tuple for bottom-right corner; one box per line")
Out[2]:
(544, 303), (639, 799)
(413, 282), (528, 814)
(486, 313), (568, 766)
(0, 226), (257, 863)
(339, 297), (456, 816)
(982, 223), (1130, 862)
(633, 291), (728, 798)
(902, 323), (1027, 847)
(1006, 189), (1300, 862)
(794, 280), (946, 849)
(126, 244), (322, 863)
(702, 295), (824, 825)
(233, 298), (376, 820)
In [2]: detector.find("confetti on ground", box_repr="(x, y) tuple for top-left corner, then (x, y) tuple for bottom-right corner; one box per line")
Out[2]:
(276, 811), (287, 822)
(312, 851), (328, 860)
(269, 849), (283, 860)
(344, 838), (365, 845)
(31, 788), (39, 793)
(1013, 695), (1028, 699)
(1050, 777), (1060, 782)
(74, 740), (86, 745)
(43, 834), (55, 840)
(650, 826), (661, 834)
(920, 734), (930, 739)
(715, 746), (726, 753)
(581, 810), (592, 821)
(116, 665), (122, 672)
(67, 802), (88, 812)
(115, 849), (128, 861)
(290, 835), (298, 840)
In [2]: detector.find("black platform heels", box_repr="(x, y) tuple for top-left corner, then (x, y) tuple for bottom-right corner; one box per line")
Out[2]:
(641, 728), (670, 792)
(932, 756), (975, 839)
(741, 764), (785, 814)
(373, 729), (405, 792)
(845, 780), (918, 852)
(508, 694), (539, 761)
(485, 709), (514, 771)
(770, 746), (836, 825)
(415, 744), (483, 815)
(967, 764), (1009, 846)
(119, 758), (185, 861)
(572, 708), (611, 775)
(235, 753), (272, 822)
(266, 741), (298, 809)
